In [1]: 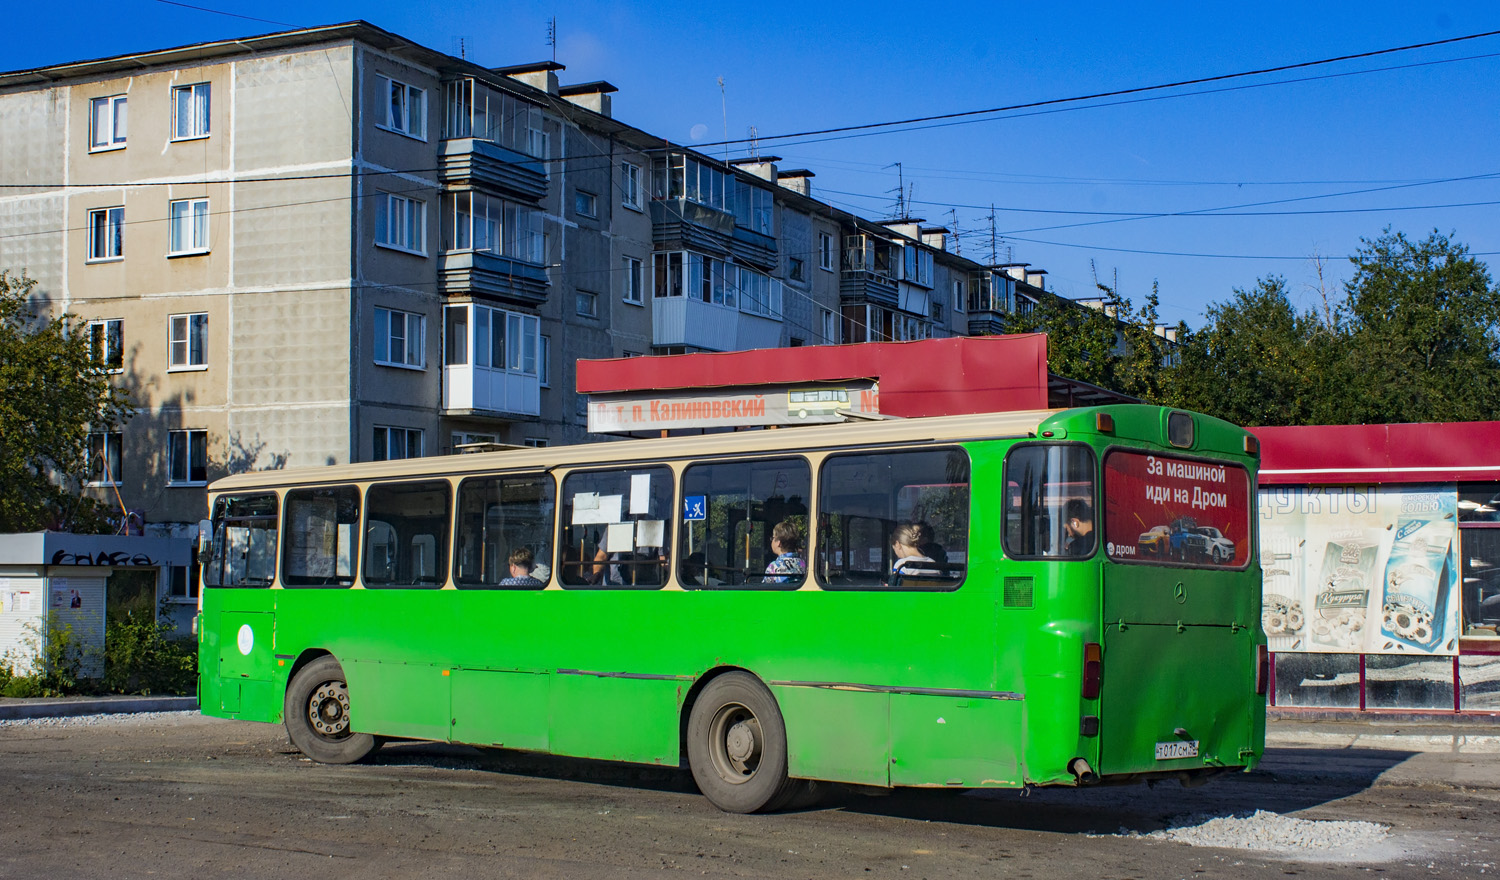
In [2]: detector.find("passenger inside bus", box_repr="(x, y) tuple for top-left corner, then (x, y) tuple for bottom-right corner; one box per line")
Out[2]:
(499, 546), (545, 587)
(1061, 499), (1095, 557)
(762, 521), (807, 583)
(890, 522), (943, 582)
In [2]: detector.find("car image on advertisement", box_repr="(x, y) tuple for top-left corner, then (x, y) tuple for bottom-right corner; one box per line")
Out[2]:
(1192, 526), (1236, 565)
(1138, 525), (1171, 557)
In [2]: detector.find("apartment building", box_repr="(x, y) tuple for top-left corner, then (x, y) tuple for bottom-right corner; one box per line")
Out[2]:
(0, 21), (1049, 545)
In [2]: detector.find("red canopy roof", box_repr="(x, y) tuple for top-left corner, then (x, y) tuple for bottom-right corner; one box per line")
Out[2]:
(1251, 422), (1500, 485)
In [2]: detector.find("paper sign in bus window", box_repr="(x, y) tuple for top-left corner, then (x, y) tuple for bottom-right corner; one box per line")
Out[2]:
(572, 494), (623, 525)
(636, 519), (664, 547)
(606, 522), (635, 553)
(630, 474), (651, 515)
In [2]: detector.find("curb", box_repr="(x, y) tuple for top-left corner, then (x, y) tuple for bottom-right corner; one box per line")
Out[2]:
(0, 696), (198, 720)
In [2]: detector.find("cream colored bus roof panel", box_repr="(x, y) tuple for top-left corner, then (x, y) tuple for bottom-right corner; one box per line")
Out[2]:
(207, 410), (1058, 493)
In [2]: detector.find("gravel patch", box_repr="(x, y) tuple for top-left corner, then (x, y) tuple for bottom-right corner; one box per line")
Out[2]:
(1121, 809), (1406, 862)
(0, 710), (203, 729)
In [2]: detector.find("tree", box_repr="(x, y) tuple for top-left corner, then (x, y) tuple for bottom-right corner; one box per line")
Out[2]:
(1333, 229), (1500, 423)
(1166, 276), (1332, 427)
(0, 271), (134, 532)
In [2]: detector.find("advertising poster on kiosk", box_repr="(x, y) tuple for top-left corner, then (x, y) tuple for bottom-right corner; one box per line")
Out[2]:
(1258, 485), (1460, 656)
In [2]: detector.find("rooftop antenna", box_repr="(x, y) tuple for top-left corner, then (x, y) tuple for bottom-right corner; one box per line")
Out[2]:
(747, 125), (760, 160)
(948, 208), (961, 256)
(987, 204), (998, 265)
(885, 162), (904, 218)
(546, 17), (557, 62)
(718, 76), (729, 162)
(458, 37), (466, 60)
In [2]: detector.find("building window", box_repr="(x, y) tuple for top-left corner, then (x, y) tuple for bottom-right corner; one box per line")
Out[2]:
(376, 192), (425, 254)
(788, 257), (805, 282)
(621, 161), (642, 210)
(168, 564), (201, 601)
(623, 256), (644, 304)
(375, 307), (425, 369)
(168, 313), (208, 370)
(953, 279), (966, 312)
(168, 198), (209, 255)
(171, 83), (210, 140)
(87, 431), (122, 486)
(440, 191), (542, 263)
(377, 75), (426, 139)
(89, 95), (127, 150)
(168, 429), (208, 485)
(819, 232), (834, 271)
(468, 306), (538, 375)
(374, 426), (424, 461)
(539, 335), (551, 387)
(87, 207), (124, 262)
(88, 319), (123, 372)
(820, 308), (838, 344)
(576, 290), (598, 317)
(1015, 296), (1035, 316)
(523, 437), (548, 448)
(574, 189), (597, 218)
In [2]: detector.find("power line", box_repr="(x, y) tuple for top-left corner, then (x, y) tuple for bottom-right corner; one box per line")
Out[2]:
(148, 0), (298, 28)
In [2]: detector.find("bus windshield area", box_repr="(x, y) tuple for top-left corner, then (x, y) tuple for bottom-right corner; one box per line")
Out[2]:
(1004, 444), (1097, 559)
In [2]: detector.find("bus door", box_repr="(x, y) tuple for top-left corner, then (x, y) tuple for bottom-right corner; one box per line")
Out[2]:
(1097, 448), (1260, 777)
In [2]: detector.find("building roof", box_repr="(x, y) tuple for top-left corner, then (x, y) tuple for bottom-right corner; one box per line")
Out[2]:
(1252, 421), (1500, 484)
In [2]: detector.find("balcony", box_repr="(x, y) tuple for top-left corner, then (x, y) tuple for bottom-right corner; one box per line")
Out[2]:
(650, 198), (734, 255)
(439, 250), (548, 307)
(440, 138), (548, 203)
(442, 363), (540, 417)
(653, 296), (781, 352)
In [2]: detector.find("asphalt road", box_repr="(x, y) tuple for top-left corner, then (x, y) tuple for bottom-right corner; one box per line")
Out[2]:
(0, 712), (1496, 879)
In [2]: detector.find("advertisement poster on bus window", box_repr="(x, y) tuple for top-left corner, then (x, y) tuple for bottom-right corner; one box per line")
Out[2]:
(1102, 451), (1252, 567)
(1258, 485), (1459, 656)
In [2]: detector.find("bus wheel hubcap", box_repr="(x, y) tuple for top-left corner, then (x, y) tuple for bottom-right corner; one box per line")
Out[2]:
(309, 681), (351, 738)
(710, 704), (762, 782)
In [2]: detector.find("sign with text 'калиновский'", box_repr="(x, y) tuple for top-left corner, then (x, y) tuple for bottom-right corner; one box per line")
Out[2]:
(588, 382), (878, 432)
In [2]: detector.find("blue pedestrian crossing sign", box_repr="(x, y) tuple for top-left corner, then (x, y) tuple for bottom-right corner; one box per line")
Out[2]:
(683, 495), (707, 521)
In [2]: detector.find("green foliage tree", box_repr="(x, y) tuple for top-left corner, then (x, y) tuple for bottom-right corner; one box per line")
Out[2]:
(0, 270), (134, 532)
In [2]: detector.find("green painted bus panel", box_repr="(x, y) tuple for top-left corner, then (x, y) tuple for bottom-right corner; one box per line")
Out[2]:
(1103, 564), (1253, 628)
(548, 674), (681, 765)
(450, 669), (551, 750)
(344, 659), (452, 742)
(217, 611), (274, 681)
(775, 686), (889, 786)
(889, 694), (1022, 787)
(1099, 623), (1263, 775)
(217, 678), (240, 713)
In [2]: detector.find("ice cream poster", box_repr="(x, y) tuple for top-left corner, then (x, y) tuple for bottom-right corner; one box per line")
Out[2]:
(1258, 484), (1459, 656)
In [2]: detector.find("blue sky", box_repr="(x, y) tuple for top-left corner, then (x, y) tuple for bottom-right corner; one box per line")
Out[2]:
(10, 1), (1500, 326)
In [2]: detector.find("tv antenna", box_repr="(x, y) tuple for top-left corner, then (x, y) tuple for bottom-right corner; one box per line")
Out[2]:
(546, 17), (557, 62)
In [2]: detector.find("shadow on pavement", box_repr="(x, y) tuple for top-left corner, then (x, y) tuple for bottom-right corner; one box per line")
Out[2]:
(355, 740), (1419, 833)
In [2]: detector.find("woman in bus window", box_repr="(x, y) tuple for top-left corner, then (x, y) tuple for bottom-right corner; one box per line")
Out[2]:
(763, 521), (807, 583)
(891, 522), (940, 580)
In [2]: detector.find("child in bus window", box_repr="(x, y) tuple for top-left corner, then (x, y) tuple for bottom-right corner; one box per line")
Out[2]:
(763, 521), (807, 583)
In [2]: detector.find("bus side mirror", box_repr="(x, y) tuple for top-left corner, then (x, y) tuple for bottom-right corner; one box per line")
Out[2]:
(197, 518), (213, 559)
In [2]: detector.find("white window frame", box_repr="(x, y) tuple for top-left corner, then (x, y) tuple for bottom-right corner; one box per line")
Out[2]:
(539, 334), (551, 387)
(89, 95), (127, 151)
(375, 192), (426, 255)
(374, 306), (426, 369)
(167, 198), (210, 255)
(376, 74), (427, 141)
(819, 232), (834, 271)
(89, 319), (123, 373)
(622, 256), (644, 305)
(171, 83), (211, 141)
(953, 279), (966, 313)
(523, 437), (549, 448)
(168, 312), (208, 371)
(87, 431), (123, 487)
(167, 428), (208, 486)
(87, 207), (124, 262)
(820, 307), (838, 344)
(576, 290), (598, 318)
(374, 426), (425, 462)
(575, 189), (597, 218)
(621, 161), (643, 210)
(168, 565), (201, 602)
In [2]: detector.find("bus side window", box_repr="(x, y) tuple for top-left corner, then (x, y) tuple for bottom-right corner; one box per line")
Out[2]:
(677, 457), (810, 589)
(205, 493), (278, 588)
(817, 448), (970, 590)
(454, 473), (556, 589)
(282, 486), (361, 588)
(558, 466), (674, 589)
(362, 480), (452, 589)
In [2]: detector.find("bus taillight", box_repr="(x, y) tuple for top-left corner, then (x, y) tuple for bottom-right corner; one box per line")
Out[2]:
(1082, 642), (1102, 699)
(1255, 645), (1269, 695)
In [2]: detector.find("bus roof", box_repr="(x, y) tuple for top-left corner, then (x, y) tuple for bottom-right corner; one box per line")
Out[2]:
(207, 409), (1062, 493)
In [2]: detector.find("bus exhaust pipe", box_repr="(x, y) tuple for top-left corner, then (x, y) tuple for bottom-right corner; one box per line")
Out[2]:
(1069, 758), (1099, 785)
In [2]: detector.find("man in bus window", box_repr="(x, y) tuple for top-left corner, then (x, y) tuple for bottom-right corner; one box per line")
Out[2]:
(500, 546), (545, 586)
(1062, 500), (1095, 557)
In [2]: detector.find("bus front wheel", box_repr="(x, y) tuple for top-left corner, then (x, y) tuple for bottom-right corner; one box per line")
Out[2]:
(284, 656), (381, 764)
(687, 672), (798, 813)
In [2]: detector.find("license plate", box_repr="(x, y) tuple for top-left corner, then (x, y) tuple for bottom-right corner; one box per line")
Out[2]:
(1155, 740), (1199, 760)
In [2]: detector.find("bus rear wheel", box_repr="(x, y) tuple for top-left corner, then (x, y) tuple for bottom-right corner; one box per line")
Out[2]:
(687, 672), (799, 813)
(284, 656), (381, 764)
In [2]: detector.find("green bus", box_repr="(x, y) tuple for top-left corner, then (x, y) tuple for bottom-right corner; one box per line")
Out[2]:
(197, 405), (1266, 813)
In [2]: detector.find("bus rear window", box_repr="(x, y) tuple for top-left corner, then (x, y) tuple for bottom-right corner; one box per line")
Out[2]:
(1003, 444), (1097, 559)
(1102, 450), (1251, 568)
